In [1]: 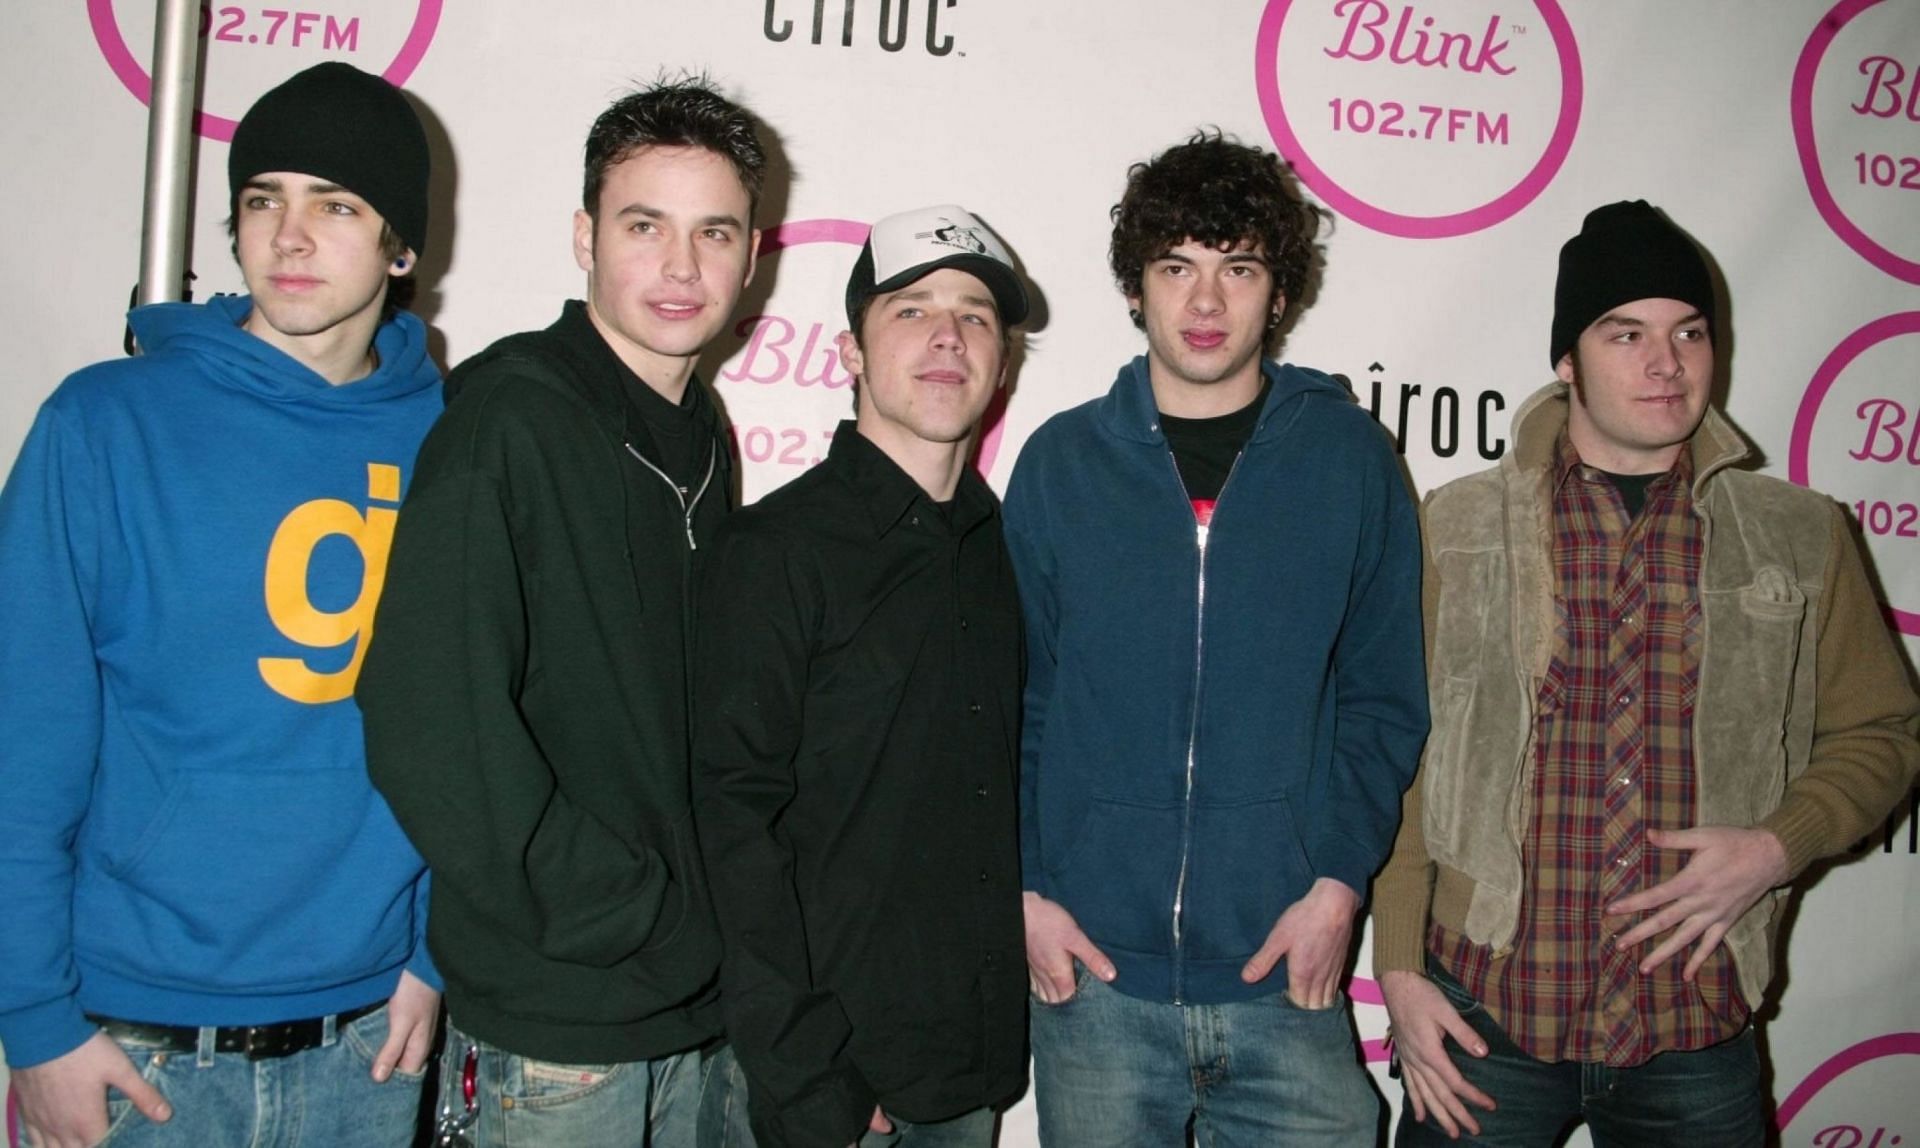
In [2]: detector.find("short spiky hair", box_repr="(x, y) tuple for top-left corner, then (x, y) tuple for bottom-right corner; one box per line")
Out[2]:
(1109, 130), (1323, 315)
(582, 74), (767, 221)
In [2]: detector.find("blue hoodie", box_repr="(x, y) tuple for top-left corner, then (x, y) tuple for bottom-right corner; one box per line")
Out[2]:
(0, 296), (442, 1067)
(1003, 356), (1429, 1005)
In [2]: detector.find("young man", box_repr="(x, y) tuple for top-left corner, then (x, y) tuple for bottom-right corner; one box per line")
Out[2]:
(692, 204), (1030, 1148)
(0, 62), (442, 1148)
(356, 77), (766, 1147)
(1003, 132), (1429, 1145)
(1372, 201), (1920, 1146)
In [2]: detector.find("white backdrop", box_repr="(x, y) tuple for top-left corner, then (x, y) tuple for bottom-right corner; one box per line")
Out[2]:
(3, 2), (1917, 1144)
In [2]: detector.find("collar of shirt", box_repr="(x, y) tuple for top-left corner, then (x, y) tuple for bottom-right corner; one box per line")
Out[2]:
(825, 419), (996, 539)
(1550, 430), (1696, 499)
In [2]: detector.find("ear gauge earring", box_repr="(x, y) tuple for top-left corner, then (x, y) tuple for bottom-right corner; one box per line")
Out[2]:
(1266, 311), (1282, 331)
(393, 258), (409, 272)
(1128, 308), (1144, 329)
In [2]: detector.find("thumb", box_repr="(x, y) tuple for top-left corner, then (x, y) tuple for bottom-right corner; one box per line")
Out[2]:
(1439, 1005), (1490, 1058)
(110, 1059), (172, 1123)
(869, 1106), (894, 1134)
(1070, 933), (1116, 982)
(1648, 826), (1700, 851)
(1241, 931), (1290, 984)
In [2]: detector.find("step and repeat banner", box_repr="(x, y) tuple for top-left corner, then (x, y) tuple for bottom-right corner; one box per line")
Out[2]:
(2, 1), (1916, 1143)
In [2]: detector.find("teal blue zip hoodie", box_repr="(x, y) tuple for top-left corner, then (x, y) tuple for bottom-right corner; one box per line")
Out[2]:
(1003, 355), (1429, 1005)
(0, 296), (442, 1068)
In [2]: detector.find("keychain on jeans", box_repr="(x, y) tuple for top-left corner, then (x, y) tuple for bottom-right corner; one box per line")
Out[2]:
(433, 1043), (479, 1148)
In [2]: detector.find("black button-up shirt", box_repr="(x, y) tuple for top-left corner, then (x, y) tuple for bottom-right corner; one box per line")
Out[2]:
(692, 424), (1026, 1148)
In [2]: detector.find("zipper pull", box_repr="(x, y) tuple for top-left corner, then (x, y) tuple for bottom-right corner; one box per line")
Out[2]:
(684, 514), (697, 552)
(1196, 521), (1210, 552)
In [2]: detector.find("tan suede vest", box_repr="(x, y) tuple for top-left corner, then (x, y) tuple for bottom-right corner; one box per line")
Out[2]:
(1420, 383), (1833, 1006)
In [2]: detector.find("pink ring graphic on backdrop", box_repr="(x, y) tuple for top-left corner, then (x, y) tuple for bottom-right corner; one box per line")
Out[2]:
(761, 218), (871, 254)
(87, 0), (442, 142)
(1347, 975), (1389, 1064)
(1788, 311), (1920, 636)
(1791, 0), (1920, 284)
(757, 219), (1012, 481)
(1254, 0), (1583, 239)
(1775, 1032), (1920, 1129)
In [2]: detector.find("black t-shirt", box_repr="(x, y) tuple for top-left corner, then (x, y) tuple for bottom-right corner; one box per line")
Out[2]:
(1160, 379), (1271, 505)
(619, 366), (705, 494)
(1596, 468), (1660, 520)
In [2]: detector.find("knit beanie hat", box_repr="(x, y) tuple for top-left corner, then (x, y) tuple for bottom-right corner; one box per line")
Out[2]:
(1550, 200), (1713, 367)
(228, 63), (430, 257)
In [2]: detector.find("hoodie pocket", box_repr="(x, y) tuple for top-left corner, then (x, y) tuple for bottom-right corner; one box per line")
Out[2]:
(90, 769), (417, 989)
(1181, 797), (1315, 961)
(639, 809), (713, 955)
(1046, 799), (1183, 955)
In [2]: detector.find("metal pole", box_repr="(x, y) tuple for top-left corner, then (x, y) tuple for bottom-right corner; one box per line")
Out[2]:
(135, 0), (203, 307)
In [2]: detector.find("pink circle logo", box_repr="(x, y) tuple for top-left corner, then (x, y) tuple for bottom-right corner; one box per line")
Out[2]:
(1775, 1032), (1920, 1141)
(1254, 0), (1582, 239)
(1791, 0), (1920, 284)
(718, 219), (1011, 495)
(1789, 312), (1920, 637)
(88, 0), (442, 142)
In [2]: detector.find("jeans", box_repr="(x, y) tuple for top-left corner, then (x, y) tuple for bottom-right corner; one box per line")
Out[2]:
(695, 1043), (755, 1148)
(1394, 960), (1765, 1148)
(1030, 967), (1380, 1147)
(859, 1107), (994, 1147)
(97, 1003), (426, 1146)
(442, 1023), (738, 1148)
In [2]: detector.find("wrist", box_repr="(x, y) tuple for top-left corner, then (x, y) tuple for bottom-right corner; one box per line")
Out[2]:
(1758, 828), (1791, 887)
(1309, 876), (1361, 913)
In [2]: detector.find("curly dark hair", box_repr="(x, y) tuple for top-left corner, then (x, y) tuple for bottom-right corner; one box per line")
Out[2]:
(1109, 130), (1323, 317)
(583, 73), (767, 222)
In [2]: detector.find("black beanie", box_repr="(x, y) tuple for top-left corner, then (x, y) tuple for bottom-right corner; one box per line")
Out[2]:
(1550, 200), (1713, 367)
(228, 63), (430, 257)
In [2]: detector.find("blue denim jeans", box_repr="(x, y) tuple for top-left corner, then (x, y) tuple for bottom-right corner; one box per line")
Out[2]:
(1393, 961), (1765, 1148)
(440, 1023), (732, 1148)
(694, 1043), (756, 1148)
(1030, 968), (1380, 1147)
(96, 1003), (426, 1146)
(859, 1107), (994, 1147)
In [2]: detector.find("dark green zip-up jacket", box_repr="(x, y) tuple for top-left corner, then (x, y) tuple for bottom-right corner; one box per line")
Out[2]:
(359, 300), (732, 1063)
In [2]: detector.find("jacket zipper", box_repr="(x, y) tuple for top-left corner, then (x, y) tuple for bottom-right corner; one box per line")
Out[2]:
(625, 441), (716, 551)
(1168, 448), (1242, 1005)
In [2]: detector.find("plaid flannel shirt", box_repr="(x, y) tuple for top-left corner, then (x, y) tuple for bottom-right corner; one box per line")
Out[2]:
(1431, 435), (1747, 1066)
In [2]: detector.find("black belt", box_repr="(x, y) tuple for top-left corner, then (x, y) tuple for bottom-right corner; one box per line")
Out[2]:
(86, 1001), (383, 1060)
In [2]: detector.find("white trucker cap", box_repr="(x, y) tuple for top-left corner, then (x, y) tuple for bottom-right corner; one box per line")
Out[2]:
(844, 204), (1029, 329)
